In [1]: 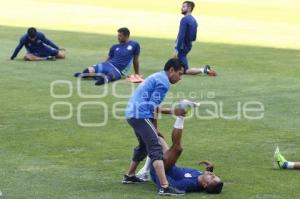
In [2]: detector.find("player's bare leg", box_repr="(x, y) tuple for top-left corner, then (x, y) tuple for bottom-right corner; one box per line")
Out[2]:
(185, 65), (217, 76)
(23, 53), (53, 61)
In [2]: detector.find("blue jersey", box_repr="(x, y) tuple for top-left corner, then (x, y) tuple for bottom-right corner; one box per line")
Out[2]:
(150, 165), (203, 192)
(125, 71), (170, 119)
(11, 32), (59, 59)
(175, 15), (198, 51)
(107, 40), (140, 73)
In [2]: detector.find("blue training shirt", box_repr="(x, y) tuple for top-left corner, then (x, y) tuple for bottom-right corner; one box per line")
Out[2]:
(175, 15), (198, 51)
(107, 40), (140, 73)
(11, 32), (59, 59)
(150, 165), (203, 192)
(125, 71), (170, 119)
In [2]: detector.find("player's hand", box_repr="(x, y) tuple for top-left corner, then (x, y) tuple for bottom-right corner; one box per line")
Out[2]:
(199, 160), (214, 172)
(173, 108), (186, 117)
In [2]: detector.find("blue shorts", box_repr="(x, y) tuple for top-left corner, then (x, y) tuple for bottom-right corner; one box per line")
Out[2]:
(177, 47), (192, 73)
(29, 46), (58, 57)
(93, 62), (122, 81)
(150, 165), (202, 192)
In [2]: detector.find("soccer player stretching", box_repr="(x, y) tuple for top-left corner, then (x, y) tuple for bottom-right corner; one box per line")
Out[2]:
(274, 147), (300, 170)
(123, 58), (186, 196)
(10, 27), (65, 61)
(74, 27), (141, 86)
(174, 1), (216, 76)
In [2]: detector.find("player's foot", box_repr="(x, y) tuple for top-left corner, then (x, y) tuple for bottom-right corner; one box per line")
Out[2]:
(95, 76), (107, 86)
(203, 65), (217, 76)
(179, 99), (200, 111)
(74, 72), (82, 77)
(46, 56), (56, 61)
(274, 147), (287, 169)
(136, 170), (151, 182)
(158, 186), (185, 196)
(122, 175), (146, 184)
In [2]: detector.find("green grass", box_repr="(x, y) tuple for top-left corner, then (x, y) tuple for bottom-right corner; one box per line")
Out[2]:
(0, 25), (300, 199)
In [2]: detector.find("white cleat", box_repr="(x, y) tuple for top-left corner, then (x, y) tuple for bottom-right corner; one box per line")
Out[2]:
(136, 170), (151, 182)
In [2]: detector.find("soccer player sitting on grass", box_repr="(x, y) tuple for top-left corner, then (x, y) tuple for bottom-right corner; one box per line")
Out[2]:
(274, 147), (300, 170)
(74, 27), (142, 86)
(137, 100), (223, 194)
(10, 27), (65, 61)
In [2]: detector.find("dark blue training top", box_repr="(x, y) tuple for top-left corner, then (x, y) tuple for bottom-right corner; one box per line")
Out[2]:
(107, 40), (140, 72)
(11, 31), (59, 59)
(175, 15), (198, 51)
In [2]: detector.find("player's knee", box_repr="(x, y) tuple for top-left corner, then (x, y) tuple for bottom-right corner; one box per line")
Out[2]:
(88, 67), (95, 73)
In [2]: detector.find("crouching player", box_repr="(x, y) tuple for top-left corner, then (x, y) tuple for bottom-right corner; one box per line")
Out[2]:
(138, 100), (223, 195)
(10, 27), (65, 61)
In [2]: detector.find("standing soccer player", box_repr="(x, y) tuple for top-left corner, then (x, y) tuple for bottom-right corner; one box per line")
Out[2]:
(10, 27), (65, 61)
(123, 58), (186, 196)
(174, 1), (216, 76)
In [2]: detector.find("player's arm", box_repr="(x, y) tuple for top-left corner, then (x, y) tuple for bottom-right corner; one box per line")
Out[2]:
(10, 38), (25, 60)
(199, 160), (214, 172)
(157, 107), (186, 117)
(174, 18), (187, 57)
(132, 42), (141, 75)
(132, 55), (140, 75)
(41, 34), (59, 49)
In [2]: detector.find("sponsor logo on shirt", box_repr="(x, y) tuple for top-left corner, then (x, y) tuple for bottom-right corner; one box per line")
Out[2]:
(127, 45), (133, 50)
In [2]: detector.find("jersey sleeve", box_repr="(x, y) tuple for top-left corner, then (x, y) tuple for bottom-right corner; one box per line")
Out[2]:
(133, 42), (140, 56)
(148, 81), (168, 114)
(108, 45), (116, 58)
(175, 17), (188, 51)
(40, 33), (59, 49)
(11, 36), (26, 59)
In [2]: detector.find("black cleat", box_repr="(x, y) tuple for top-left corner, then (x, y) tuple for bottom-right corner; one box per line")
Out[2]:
(122, 175), (146, 184)
(95, 76), (107, 86)
(158, 186), (185, 196)
(74, 72), (82, 77)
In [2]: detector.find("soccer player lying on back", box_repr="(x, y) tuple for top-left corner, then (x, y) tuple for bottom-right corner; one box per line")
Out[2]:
(274, 147), (300, 170)
(136, 100), (223, 195)
(74, 27), (141, 86)
(10, 27), (65, 61)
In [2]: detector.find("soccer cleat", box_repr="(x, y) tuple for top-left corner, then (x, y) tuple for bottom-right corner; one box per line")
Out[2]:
(178, 99), (200, 112)
(74, 72), (82, 77)
(274, 147), (287, 169)
(46, 56), (56, 61)
(95, 76), (108, 86)
(158, 186), (185, 196)
(122, 175), (146, 184)
(136, 170), (151, 182)
(203, 65), (217, 76)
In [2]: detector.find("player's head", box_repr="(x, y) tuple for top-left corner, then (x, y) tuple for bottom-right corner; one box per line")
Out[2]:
(117, 27), (130, 43)
(27, 27), (37, 41)
(164, 58), (184, 84)
(201, 171), (223, 194)
(181, 1), (195, 15)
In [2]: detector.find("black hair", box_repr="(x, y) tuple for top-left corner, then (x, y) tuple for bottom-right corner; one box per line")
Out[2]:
(205, 181), (223, 194)
(117, 27), (130, 37)
(164, 58), (184, 72)
(183, 1), (195, 11)
(27, 27), (37, 38)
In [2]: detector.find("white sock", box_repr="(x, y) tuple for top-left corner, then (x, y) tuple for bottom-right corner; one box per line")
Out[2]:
(137, 156), (151, 175)
(199, 68), (204, 74)
(174, 117), (185, 129)
(287, 162), (295, 169)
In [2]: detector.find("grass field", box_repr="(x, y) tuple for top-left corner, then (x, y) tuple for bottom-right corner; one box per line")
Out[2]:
(0, 25), (300, 199)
